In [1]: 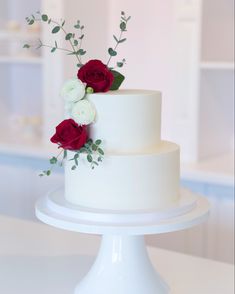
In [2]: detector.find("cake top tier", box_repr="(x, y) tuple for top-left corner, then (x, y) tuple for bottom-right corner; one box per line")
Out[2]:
(87, 89), (162, 154)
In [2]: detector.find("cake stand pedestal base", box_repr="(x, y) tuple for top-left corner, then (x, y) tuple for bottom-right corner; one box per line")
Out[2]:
(36, 188), (209, 294)
(75, 235), (168, 294)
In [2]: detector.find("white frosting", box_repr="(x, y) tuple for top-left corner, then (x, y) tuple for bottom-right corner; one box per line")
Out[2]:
(65, 141), (180, 211)
(64, 89), (180, 212)
(87, 90), (162, 153)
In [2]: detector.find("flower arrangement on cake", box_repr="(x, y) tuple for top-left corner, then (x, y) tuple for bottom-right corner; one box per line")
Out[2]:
(24, 11), (131, 175)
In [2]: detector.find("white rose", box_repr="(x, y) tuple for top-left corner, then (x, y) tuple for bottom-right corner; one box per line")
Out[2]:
(61, 78), (85, 103)
(71, 99), (96, 125)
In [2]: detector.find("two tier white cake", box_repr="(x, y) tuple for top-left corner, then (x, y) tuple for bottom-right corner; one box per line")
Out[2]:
(65, 90), (180, 211)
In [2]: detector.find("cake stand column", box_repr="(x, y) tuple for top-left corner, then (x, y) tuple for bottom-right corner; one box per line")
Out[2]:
(74, 234), (169, 294)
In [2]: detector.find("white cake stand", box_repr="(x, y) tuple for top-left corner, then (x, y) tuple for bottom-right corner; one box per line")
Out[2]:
(36, 188), (209, 294)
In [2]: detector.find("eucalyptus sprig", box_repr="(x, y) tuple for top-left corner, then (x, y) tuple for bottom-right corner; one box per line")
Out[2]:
(107, 11), (131, 67)
(39, 149), (67, 177)
(106, 11), (131, 90)
(24, 12), (86, 67)
(69, 139), (104, 170)
(24, 10), (131, 74)
(40, 139), (104, 176)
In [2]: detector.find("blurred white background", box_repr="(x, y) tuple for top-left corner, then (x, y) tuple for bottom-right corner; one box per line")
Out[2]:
(0, 0), (234, 264)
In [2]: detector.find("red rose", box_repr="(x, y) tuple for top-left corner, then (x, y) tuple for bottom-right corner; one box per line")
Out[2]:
(50, 119), (87, 151)
(77, 59), (114, 92)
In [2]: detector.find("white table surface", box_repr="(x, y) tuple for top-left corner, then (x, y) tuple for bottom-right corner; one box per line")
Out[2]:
(0, 215), (234, 294)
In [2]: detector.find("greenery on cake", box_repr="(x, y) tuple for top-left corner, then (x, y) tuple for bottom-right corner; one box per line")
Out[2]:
(40, 138), (104, 176)
(24, 11), (130, 175)
(24, 11), (130, 90)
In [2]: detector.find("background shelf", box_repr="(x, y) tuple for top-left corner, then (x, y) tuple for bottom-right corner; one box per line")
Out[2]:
(0, 56), (42, 64)
(200, 62), (235, 70)
(0, 134), (57, 159)
(181, 152), (234, 186)
(0, 30), (40, 40)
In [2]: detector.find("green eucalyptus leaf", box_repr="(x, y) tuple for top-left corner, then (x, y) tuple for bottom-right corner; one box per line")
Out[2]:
(98, 148), (104, 156)
(78, 49), (86, 55)
(23, 44), (30, 49)
(95, 139), (102, 145)
(87, 139), (93, 145)
(84, 144), (91, 150)
(74, 24), (80, 29)
(117, 62), (123, 68)
(51, 47), (56, 53)
(41, 14), (48, 21)
(50, 157), (57, 164)
(46, 170), (51, 176)
(92, 144), (97, 151)
(113, 35), (119, 43)
(110, 70), (125, 90)
(79, 147), (87, 153)
(108, 48), (117, 56)
(62, 20), (65, 27)
(76, 49), (85, 55)
(74, 40), (78, 46)
(119, 38), (127, 43)
(63, 150), (67, 159)
(120, 22), (126, 31)
(28, 19), (34, 25)
(65, 33), (73, 40)
(87, 154), (93, 163)
(71, 165), (77, 170)
(79, 34), (84, 40)
(52, 26), (60, 34)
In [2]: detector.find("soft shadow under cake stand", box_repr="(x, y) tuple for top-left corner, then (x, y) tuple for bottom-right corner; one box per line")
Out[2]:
(36, 188), (209, 294)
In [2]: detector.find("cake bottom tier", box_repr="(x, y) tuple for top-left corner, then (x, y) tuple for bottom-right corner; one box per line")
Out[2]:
(65, 141), (180, 211)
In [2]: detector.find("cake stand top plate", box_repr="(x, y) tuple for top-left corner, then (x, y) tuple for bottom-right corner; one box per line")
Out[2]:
(35, 188), (209, 235)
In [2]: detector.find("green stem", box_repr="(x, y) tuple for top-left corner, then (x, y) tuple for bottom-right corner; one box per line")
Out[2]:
(107, 30), (123, 67)
(51, 19), (82, 64)
(46, 148), (64, 175)
(41, 43), (73, 53)
(34, 16), (82, 64)
(78, 27), (84, 62)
